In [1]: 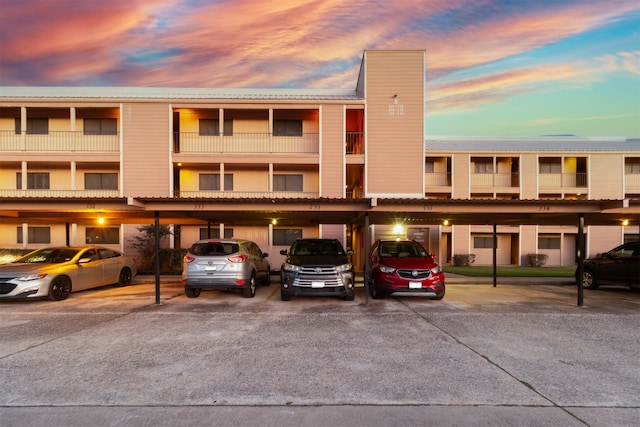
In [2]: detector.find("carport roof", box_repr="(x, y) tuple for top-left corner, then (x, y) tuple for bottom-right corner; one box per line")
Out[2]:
(1, 196), (637, 227)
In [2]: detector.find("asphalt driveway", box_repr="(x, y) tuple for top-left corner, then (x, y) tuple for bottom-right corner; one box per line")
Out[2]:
(1, 277), (638, 426)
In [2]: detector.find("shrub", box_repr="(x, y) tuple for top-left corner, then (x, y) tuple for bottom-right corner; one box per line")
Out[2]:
(453, 253), (476, 267)
(527, 253), (548, 267)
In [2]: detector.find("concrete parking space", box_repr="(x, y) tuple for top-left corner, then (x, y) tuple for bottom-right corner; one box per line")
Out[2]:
(1, 277), (638, 426)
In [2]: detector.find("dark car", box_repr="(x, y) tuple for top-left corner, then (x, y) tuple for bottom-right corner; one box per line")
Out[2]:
(368, 239), (445, 300)
(576, 241), (640, 289)
(182, 239), (270, 298)
(280, 238), (355, 301)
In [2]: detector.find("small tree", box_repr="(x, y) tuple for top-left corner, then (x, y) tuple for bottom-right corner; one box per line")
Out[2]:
(128, 224), (173, 271)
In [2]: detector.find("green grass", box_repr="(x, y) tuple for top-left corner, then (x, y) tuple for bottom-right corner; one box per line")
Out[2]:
(443, 265), (576, 277)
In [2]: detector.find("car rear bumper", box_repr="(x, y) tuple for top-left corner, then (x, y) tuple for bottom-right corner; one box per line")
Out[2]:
(183, 276), (249, 290)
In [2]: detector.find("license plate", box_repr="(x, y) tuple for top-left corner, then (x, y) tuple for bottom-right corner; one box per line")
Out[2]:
(204, 266), (217, 271)
(311, 281), (325, 288)
(409, 282), (422, 289)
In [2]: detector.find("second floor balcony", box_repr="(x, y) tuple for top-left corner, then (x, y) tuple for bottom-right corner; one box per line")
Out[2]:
(471, 172), (519, 188)
(174, 132), (319, 154)
(0, 131), (119, 152)
(539, 173), (588, 188)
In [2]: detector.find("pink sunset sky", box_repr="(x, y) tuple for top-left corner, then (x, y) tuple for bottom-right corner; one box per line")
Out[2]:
(0, 0), (638, 138)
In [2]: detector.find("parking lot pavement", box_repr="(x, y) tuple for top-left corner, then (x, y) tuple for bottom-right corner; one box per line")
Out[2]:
(1, 280), (638, 427)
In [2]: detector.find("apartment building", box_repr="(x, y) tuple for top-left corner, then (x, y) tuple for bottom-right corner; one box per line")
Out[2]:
(1, 49), (638, 269)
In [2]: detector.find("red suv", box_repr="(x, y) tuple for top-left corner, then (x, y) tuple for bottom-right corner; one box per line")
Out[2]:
(368, 240), (445, 300)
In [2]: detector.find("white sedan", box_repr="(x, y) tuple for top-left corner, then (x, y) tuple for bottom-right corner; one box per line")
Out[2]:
(0, 246), (137, 301)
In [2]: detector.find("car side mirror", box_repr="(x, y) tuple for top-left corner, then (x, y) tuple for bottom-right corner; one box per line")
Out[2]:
(263, 253), (269, 258)
(346, 250), (354, 256)
(431, 253), (437, 260)
(280, 249), (288, 255)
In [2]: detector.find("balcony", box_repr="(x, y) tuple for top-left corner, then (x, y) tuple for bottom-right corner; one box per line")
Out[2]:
(0, 131), (119, 152)
(174, 132), (319, 154)
(0, 189), (120, 198)
(175, 191), (320, 199)
(625, 173), (640, 194)
(539, 173), (587, 189)
(471, 173), (519, 188)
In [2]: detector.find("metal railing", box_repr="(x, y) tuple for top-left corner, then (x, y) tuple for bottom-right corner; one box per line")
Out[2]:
(470, 173), (519, 187)
(174, 132), (319, 154)
(0, 131), (119, 152)
(425, 172), (452, 186)
(539, 173), (587, 188)
(346, 132), (364, 154)
(0, 189), (120, 198)
(175, 191), (320, 199)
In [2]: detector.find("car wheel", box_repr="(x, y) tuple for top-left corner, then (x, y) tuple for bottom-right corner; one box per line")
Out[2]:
(243, 273), (256, 298)
(117, 267), (132, 287)
(185, 287), (201, 298)
(48, 276), (72, 301)
(263, 270), (271, 286)
(370, 279), (384, 299)
(431, 285), (446, 300)
(343, 292), (355, 301)
(281, 289), (292, 301)
(581, 270), (599, 290)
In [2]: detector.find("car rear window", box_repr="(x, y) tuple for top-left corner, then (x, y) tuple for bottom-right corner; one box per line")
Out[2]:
(190, 242), (239, 256)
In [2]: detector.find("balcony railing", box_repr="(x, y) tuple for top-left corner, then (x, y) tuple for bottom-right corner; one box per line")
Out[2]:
(625, 173), (640, 191)
(174, 132), (319, 154)
(425, 172), (452, 186)
(0, 189), (120, 198)
(0, 131), (119, 152)
(471, 173), (519, 187)
(175, 191), (320, 199)
(539, 173), (587, 188)
(346, 132), (364, 154)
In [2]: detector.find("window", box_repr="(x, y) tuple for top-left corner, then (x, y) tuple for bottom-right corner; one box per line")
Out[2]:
(14, 118), (48, 134)
(273, 174), (303, 191)
(539, 158), (561, 174)
(16, 172), (50, 189)
(425, 159), (435, 173)
(85, 227), (119, 244)
(273, 120), (303, 137)
(199, 119), (233, 136)
(98, 249), (121, 259)
(84, 118), (117, 135)
(199, 228), (234, 239)
(85, 173), (118, 190)
(17, 226), (51, 244)
(273, 229), (302, 246)
(473, 236), (495, 249)
(538, 236), (561, 250)
(625, 158), (640, 174)
(473, 158), (493, 173)
(199, 174), (234, 191)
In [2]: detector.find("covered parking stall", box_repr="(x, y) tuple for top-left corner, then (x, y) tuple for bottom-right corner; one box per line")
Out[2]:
(1, 196), (637, 306)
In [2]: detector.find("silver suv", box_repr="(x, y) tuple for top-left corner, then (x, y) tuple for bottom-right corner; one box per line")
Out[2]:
(182, 239), (270, 298)
(280, 238), (354, 301)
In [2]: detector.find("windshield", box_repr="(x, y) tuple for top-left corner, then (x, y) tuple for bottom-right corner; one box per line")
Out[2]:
(290, 240), (345, 256)
(379, 241), (429, 258)
(16, 248), (80, 264)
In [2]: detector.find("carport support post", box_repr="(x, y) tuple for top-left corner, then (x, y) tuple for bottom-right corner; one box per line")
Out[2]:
(364, 213), (370, 304)
(577, 213), (584, 307)
(155, 211), (161, 305)
(493, 224), (497, 287)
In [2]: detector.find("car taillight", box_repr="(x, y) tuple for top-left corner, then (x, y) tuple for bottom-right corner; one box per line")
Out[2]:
(228, 254), (248, 263)
(185, 255), (196, 263)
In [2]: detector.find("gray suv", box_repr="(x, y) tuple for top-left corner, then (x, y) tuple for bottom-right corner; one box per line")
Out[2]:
(280, 238), (354, 301)
(182, 239), (270, 298)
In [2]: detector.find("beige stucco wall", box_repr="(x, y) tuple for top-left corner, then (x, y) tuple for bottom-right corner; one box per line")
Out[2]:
(320, 104), (344, 198)
(122, 103), (170, 197)
(364, 50), (424, 197)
